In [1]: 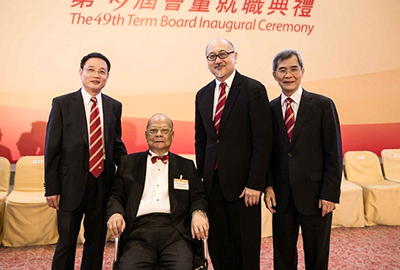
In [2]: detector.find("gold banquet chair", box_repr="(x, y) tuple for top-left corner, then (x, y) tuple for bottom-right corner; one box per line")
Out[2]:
(332, 173), (364, 227)
(77, 216), (114, 244)
(1, 156), (58, 246)
(344, 151), (400, 226)
(261, 201), (273, 237)
(0, 157), (11, 241)
(381, 149), (400, 183)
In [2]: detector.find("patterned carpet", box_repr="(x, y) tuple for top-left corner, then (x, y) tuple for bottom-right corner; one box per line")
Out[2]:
(1, 226), (399, 269)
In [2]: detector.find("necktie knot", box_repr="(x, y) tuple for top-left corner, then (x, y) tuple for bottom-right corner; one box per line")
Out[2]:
(150, 155), (169, 164)
(286, 97), (293, 105)
(91, 97), (97, 106)
(220, 82), (226, 92)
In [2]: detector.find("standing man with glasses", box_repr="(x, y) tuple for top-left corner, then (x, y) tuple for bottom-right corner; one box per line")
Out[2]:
(107, 113), (209, 269)
(264, 49), (342, 269)
(45, 52), (127, 270)
(195, 38), (273, 269)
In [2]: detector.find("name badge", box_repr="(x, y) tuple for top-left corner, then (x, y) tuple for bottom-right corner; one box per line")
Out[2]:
(174, 175), (189, 190)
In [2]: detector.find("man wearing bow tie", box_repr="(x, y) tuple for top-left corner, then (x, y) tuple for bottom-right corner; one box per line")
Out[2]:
(107, 113), (209, 269)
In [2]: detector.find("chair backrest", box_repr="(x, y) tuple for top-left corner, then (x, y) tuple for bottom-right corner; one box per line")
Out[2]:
(344, 151), (384, 184)
(381, 149), (400, 181)
(0, 157), (10, 193)
(13, 156), (45, 191)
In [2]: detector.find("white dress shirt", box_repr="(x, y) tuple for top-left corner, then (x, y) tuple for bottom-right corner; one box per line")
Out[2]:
(136, 150), (171, 217)
(281, 86), (303, 121)
(212, 70), (236, 120)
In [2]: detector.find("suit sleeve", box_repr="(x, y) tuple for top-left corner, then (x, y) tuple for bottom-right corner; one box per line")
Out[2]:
(112, 102), (127, 166)
(107, 156), (128, 218)
(188, 160), (208, 214)
(194, 93), (206, 179)
(320, 99), (343, 203)
(246, 83), (273, 191)
(44, 98), (62, 196)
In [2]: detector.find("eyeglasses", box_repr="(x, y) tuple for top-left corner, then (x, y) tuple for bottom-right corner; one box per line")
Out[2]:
(84, 68), (108, 77)
(146, 128), (172, 135)
(276, 66), (301, 76)
(206, 51), (235, 61)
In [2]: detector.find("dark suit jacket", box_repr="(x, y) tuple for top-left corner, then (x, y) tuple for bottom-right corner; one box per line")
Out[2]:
(195, 71), (273, 201)
(106, 151), (208, 249)
(45, 89), (127, 211)
(267, 89), (343, 215)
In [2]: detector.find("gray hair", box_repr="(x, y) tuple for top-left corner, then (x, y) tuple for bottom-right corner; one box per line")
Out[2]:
(272, 49), (304, 71)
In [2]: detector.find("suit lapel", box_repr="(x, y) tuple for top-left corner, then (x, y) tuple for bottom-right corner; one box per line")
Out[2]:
(272, 97), (290, 146)
(130, 152), (148, 218)
(71, 90), (89, 147)
(203, 81), (216, 134)
(101, 94), (112, 146)
(168, 153), (179, 215)
(219, 72), (241, 132)
(290, 89), (313, 146)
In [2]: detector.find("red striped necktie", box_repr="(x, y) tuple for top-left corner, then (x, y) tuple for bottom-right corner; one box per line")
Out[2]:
(89, 97), (104, 178)
(285, 97), (295, 141)
(214, 82), (226, 133)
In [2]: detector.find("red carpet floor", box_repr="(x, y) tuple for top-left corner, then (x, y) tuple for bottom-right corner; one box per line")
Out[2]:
(1, 226), (399, 269)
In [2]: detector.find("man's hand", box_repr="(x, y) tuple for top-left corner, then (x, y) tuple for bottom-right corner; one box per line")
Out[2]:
(263, 186), (276, 214)
(239, 187), (261, 207)
(319, 199), (336, 217)
(107, 213), (126, 238)
(191, 210), (209, 240)
(46, 195), (60, 210)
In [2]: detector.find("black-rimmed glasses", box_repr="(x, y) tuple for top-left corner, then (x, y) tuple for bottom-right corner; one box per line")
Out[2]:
(206, 51), (235, 61)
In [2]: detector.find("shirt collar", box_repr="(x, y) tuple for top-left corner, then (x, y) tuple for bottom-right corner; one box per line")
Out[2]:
(81, 87), (102, 105)
(215, 69), (236, 90)
(281, 86), (303, 106)
(149, 149), (169, 157)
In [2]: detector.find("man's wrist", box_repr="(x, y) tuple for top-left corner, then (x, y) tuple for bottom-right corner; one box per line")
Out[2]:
(192, 210), (208, 220)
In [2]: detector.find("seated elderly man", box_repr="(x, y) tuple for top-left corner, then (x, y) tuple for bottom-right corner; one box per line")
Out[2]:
(107, 113), (209, 270)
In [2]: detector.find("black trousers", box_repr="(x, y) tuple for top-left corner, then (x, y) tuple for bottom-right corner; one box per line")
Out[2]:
(118, 213), (194, 270)
(272, 194), (332, 270)
(207, 171), (261, 270)
(52, 172), (107, 270)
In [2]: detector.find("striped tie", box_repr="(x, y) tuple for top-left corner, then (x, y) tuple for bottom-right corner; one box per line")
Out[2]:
(285, 97), (295, 141)
(214, 82), (226, 133)
(89, 97), (104, 178)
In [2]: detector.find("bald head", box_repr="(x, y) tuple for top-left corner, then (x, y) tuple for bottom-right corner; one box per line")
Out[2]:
(205, 38), (235, 56)
(146, 113), (173, 130)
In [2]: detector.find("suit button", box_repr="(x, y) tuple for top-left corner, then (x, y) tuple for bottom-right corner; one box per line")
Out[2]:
(288, 153), (293, 157)
(216, 139), (220, 144)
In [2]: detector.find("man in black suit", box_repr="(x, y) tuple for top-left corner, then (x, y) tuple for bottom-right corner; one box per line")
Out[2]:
(45, 52), (127, 270)
(264, 49), (342, 270)
(195, 38), (273, 269)
(107, 113), (209, 270)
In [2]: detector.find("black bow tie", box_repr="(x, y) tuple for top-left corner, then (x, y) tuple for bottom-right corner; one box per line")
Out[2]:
(150, 155), (169, 164)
